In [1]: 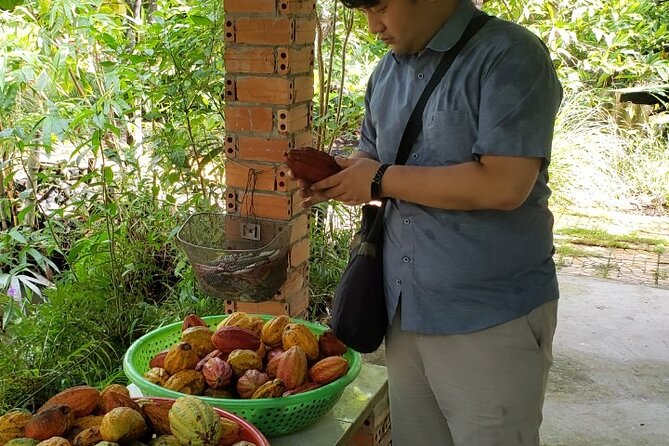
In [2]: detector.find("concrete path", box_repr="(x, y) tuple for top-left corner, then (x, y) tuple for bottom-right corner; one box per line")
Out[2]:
(541, 273), (669, 446)
(361, 272), (669, 445)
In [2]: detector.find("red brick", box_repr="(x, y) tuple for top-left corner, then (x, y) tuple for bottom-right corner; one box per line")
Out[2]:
(225, 46), (275, 74)
(294, 17), (316, 44)
(236, 136), (292, 162)
(277, 46), (314, 74)
(289, 212), (309, 244)
(235, 300), (290, 316)
(225, 105), (273, 133)
(224, 134), (237, 158)
(224, 19), (235, 43)
(284, 286), (310, 317)
(277, 104), (310, 134)
(224, 0), (276, 14)
(225, 76), (237, 100)
(289, 236), (310, 267)
(235, 17), (294, 45)
(278, 0), (316, 15)
(237, 190), (294, 220)
(274, 263), (307, 300)
(224, 188), (238, 213)
(293, 75), (314, 103)
(225, 160), (295, 192)
(294, 131), (314, 148)
(236, 76), (294, 105)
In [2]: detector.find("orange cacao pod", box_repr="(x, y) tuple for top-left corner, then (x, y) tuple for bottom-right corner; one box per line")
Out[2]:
(216, 312), (249, 330)
(282, 381), (321, 397)
(25, 405), (74, 441)
(0, 410), (32, 444)
(251, 379), (285, 399)
(260, 315), (291, 348)
(140, 399), (173, 436)
(99, 407), (146, 443)
(276, 346), (308, 390)
(265, 351), (283, 379)
(285, 147), (342, 183)
(282, 323), (319, 362)
(72, 426), (102, 446)
(181, 326), (215, 357)
(163, 370), (206, 395)
(98, 390), (142, 415)
(37, 386), (101, 419)
(309, 356), (349, 385)
(36, 437), (70, 446)
(143, 367), (171, 386)
(226, 349), (263, 378)
(163, 342), (201, 375)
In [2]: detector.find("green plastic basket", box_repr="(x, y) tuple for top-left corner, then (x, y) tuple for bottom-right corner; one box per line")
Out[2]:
(123, 315), (362, 438)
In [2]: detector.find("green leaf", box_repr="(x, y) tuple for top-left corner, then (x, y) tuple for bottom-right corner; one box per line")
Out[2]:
(8, 228), (27, 244)
(190, 15), (212, 26)
(103, 166), (114, 183)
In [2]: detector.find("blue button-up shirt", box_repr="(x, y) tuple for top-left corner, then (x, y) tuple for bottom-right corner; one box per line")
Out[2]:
(358, 0), (563, 335)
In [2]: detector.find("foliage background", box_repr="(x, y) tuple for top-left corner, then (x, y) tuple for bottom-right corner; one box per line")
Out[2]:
(0, 0), (667, 410)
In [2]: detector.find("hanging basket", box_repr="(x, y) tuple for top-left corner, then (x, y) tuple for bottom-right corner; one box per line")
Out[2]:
(176, 213), (290, 302)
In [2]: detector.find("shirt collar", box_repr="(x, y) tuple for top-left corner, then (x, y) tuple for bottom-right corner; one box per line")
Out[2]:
(427, 0), (479, 52)
(391, 0), (479, 64)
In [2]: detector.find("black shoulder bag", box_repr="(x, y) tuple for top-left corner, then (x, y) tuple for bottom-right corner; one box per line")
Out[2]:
(331, 14), (494, 353)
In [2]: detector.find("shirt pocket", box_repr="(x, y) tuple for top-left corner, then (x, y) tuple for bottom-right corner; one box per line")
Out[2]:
(423, 110), (476, 165)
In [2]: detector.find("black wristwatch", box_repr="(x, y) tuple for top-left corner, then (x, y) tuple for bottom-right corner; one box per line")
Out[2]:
(370, 163), (391, 200)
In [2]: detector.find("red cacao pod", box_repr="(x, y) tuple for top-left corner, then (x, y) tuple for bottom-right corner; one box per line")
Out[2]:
(202, 357), (233, 389)
(318, 330), (348, 357)
(236, 369), (270, 399)
(211, 326), (261, 356)
(285, 147), (342, 183)
(182, 313), (208, 331)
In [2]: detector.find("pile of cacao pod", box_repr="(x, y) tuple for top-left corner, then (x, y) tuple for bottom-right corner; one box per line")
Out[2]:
(0, 385), (260, 446)
(143, 312), (350, 400)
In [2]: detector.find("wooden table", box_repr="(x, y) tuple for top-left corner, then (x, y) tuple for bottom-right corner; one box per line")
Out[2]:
(271, 362), (389, 446)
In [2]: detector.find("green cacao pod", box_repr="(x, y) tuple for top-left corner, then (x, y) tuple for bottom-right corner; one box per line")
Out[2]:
(168, 396), (222, 446)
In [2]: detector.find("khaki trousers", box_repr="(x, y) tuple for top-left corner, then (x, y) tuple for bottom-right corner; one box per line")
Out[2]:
(386, 299), (558, 446)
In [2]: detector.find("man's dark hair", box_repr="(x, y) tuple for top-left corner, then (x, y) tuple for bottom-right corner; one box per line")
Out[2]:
(340, 0), (381, 8)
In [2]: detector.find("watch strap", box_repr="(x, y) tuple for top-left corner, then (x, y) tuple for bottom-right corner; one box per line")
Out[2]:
(370, 163), (391, 200)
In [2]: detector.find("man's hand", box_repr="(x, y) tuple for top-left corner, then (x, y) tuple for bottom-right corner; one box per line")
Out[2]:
(309, 157), (381, 206)
(287, 150), (378, 208)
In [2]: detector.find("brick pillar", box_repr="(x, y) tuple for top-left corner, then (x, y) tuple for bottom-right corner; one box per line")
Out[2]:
(222, 0), (316, 317)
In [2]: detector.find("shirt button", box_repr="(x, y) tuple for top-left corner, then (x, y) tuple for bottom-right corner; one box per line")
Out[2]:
(403, 218), (410, 225)
(402, 256), (410, 263)
(417, 72), (424, 80)
(396, 279), (402, 285)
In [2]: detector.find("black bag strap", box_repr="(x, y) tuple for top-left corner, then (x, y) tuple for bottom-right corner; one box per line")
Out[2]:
(395, 13), (494, 165)
(363, 14), (494, 245)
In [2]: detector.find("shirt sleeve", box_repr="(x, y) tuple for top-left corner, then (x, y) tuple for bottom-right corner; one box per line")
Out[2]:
(473, 29), (563, 166)
(357, 66), (380, 161)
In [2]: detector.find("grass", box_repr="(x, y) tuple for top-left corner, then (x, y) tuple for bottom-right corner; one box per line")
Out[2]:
(549, 88), (669, 214)
(555, 227), (667, 253)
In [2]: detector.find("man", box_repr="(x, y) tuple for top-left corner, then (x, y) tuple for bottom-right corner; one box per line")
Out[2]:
(296, 0), (562, 444)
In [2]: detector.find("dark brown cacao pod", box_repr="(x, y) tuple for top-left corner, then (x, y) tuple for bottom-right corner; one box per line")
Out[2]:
(285, 147), (342, 183)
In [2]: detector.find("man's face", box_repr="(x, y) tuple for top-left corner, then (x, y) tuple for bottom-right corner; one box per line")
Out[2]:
(360, 0), (437, 55)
